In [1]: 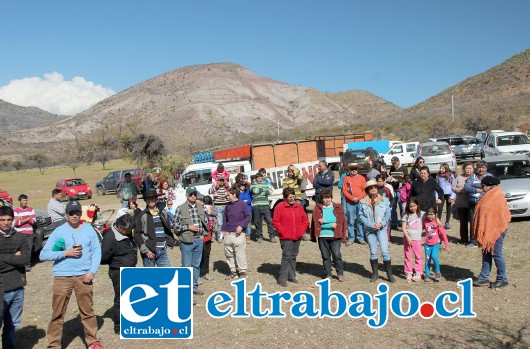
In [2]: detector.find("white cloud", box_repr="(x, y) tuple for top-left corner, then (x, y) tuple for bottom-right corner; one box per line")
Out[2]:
(0, 72), (116, 115)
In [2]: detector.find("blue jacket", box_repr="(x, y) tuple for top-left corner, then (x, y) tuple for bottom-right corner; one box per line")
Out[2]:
(239, 189), (252, 214)
(359, 195), (391, 234)
(464, 172), (493, 205)
(314, 170), (335, 194)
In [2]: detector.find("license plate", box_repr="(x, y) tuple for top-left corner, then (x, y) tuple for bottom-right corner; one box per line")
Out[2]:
(508, 204), (518, 209)
(78, 192), (86, 195)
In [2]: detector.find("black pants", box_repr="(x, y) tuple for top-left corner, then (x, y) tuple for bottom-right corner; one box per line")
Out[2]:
(253, 206), (276, 238)
(200, 240), (212, 277)
(108, 268), (121, 329)
(318, 237), (344, 277)
(458, 207), (471, 243)
(437, 194), (452, 224)
(279, 239), (301, 282)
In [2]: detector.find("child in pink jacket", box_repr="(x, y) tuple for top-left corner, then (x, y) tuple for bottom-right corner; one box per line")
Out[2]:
(423, 207), (450, 282)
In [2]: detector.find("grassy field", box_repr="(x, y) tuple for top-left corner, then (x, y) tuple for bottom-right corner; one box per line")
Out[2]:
(0, 159), (137, 211)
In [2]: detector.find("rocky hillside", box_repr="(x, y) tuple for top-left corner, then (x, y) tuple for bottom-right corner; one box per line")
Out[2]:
(0, 99), (68, 132)
(5, 63), (400, 150)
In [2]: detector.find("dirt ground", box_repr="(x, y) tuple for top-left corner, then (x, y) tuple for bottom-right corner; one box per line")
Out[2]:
(12, 180), (530, 349)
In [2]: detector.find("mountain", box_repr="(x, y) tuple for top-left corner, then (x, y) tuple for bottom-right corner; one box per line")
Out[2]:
(5, 63), (400, 150)
(0, 99), (67, 132)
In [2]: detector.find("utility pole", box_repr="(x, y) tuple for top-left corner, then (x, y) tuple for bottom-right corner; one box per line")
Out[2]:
(452, 94), (455, 122)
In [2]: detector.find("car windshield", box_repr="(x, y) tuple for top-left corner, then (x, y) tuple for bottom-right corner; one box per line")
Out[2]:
(487, 159), (530, 179)
(497, 134), (530, 146)
(342, 150), (367, 162)
(66, 179), (86, 186)
(421, 144), (451, 156)
(182, 169), (212, 187)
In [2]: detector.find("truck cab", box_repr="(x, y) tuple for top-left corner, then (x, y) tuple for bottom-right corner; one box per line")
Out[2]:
(380, 142), (419, 166)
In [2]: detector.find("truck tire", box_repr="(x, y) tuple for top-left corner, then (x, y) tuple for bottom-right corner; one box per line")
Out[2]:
(33, 228), (45, 253)
(97, 186), (105, 196)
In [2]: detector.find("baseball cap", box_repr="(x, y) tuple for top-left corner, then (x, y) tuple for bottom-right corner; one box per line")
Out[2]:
(186, 186), (198, 196)
(65, 200), (82, 214)
(391, 156), (400, 163)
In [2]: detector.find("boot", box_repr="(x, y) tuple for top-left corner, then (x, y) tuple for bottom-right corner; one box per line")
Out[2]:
(370, 259), (379, 282)
(384, 260), (396, 283)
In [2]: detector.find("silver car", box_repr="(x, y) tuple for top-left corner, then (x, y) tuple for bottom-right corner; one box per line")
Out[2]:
(485, 154), (530, 218)
(416, 141), (457, 174)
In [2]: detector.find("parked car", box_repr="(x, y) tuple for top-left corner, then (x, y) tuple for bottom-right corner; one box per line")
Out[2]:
(96, 168), (143, 195)
(435, 135), (482, 160)
(0, 187), (13, 205)
(476, 130), (505, 144)
(485, 154), (530, 218)
(339, 147), (382, 176)
(415, 141), (457, 174)
(482, 131), (530, 158)
(55, 178), (92, 200)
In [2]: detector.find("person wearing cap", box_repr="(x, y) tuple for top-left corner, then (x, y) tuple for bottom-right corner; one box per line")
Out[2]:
(209, 175), (230, 242)
(117, 172), (142, 208)
(40, 200), (103, 349)
(134, 189), (174, 268)
(388, 156), (409, 230)
(251, 173), (277, 243)
(359, 180), (394, 283)
(100, 214), (137, 334)
(472, 176), (511, 288)
(0, 205), (30, 348)
(464, 160), (493, 248)
(173, 186), (209, 295)
(313, 161), (335, 205)
(341, 163), (367, 245)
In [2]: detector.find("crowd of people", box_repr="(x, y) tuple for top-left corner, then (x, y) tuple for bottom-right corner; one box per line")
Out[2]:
(0, 157), (513, 348)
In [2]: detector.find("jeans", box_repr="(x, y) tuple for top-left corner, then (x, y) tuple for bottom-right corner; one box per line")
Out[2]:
(469, 202), (477, 242)
(216, 205), (226, 239)
(253, 205), (276, 238)
(318, 237), (344, 277)
(366, 229), (390, 261)
(424, 243), (441, 276)
(245, 208), (253, 237)
(142, 248), (172, 267)
(279, 239), (301, 282)
(2, 287), (24, 349)
(478, 230), (508, 283)
(180, 238), (203, 291)
(390, 191), (401, 228)
(437, 194), (452, 225)
(344, 201), (364, 242)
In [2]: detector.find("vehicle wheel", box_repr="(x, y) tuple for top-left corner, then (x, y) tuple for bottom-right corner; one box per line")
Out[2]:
(480, 152), (485, 159)
(88, 195), (92, 200)
(34, 228), (45, 253)
(97, 186), (105, 196)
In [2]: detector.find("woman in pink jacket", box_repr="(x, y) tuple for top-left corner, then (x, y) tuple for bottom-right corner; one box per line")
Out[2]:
(272, 188), (309, 287)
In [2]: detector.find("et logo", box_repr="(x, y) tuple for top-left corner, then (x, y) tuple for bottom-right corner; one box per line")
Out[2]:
(120, 268), (193, 339)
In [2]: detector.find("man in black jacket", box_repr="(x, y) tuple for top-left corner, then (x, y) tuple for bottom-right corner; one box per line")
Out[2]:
(134, 189), (174, 267)
(101, 214), (137, 334)
(0, 205), (30, 348)
(313, 161), (335, 205)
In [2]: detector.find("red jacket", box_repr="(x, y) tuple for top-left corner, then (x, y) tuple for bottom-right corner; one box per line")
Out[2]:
(310, 203), (347, 243)
(272, 201), (309, 241)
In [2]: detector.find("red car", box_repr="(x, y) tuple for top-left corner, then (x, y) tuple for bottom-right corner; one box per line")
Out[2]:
(55, 178), (93, 201)
(0, 187), (13, 205)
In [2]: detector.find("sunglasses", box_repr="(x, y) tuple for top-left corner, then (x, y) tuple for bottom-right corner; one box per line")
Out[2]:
(188, 192), (198, 197)
(68, 210), (82, 216)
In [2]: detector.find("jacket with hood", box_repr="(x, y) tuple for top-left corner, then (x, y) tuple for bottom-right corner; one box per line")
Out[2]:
(282, 165), (303, 200)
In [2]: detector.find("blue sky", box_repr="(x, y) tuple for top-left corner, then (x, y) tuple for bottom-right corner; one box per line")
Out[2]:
(1, 0), (529, 114)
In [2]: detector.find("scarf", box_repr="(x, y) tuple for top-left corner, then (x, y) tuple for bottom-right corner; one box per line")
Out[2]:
(473, 186), (511, 253)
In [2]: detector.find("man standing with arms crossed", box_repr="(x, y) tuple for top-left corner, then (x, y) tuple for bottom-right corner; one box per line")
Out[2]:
(14, 194), (36, 271)
(0, 205), (30, 349)
(342, 163), (367, 245)
(117, 172), (142, 208)
(40, 201), (103, 349)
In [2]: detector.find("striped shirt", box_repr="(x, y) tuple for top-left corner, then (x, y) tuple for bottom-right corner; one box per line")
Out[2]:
(209, 185), (230, 206)
(14, 206), (36, 235)
(151, 210), (166, 250)
(250, 182), (271, 207)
